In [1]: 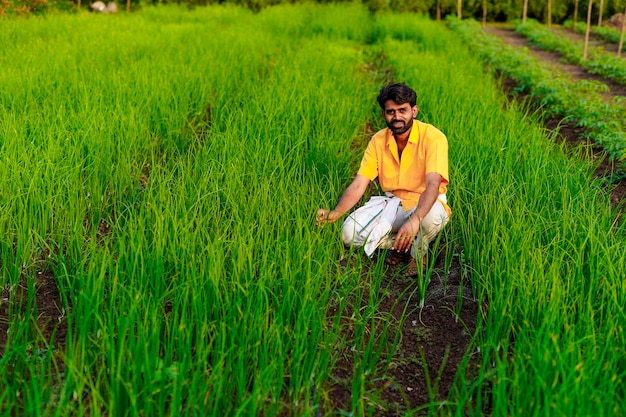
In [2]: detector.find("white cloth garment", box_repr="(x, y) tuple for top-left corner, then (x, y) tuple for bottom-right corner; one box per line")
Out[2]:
(341, 195), (401, 257)
(342, 194), (450, 259)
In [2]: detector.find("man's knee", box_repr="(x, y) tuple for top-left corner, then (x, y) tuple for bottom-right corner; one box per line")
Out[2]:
(422, 215), (445, 236)
(421, 203), (449, 236)
(341, 216), (364, 247)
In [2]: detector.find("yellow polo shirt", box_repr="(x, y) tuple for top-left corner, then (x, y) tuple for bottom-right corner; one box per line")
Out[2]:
(357, 120), (449, 211)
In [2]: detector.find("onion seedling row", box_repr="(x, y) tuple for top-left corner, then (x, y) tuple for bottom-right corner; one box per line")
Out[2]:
(450, 18), (626, 168)
(517, 19), (626, 85)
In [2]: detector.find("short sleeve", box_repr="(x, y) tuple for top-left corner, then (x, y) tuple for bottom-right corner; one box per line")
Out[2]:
(356, 138), (379, 181)
(425, 133), (449, 186)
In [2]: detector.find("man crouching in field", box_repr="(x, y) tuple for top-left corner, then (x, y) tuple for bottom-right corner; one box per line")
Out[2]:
(316, 82), (451, 274)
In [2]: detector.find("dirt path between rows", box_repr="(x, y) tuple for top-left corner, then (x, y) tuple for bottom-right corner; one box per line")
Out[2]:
(483, 24), (626, 205)
(553, 25), (625, 56)
(484, 25), (626, 101)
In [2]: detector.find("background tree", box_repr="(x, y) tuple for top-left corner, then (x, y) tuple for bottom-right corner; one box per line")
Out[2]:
(482, 0), (487, 25)
(434, 0), (455, 20)
(488, 0), (524, 22)
(8, 0), (626, 24)
(389, 0), (434, 13)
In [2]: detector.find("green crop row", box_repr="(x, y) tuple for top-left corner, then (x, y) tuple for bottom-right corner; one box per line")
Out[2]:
(449, 18), (626, 168)
(449, 18), (626, 416)
(564, 19), (625, 45)
(516, 19), (626, 85)
(0, 5), (374, 416)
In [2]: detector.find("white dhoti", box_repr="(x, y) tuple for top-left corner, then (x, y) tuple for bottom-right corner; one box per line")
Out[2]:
(341, 194), (450, 259)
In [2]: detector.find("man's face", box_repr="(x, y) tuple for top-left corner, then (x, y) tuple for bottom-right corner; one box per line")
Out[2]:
(382, 100), (418, 136)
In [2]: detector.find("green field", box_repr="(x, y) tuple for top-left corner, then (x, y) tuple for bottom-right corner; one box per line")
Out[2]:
(1, 4), (625, 416)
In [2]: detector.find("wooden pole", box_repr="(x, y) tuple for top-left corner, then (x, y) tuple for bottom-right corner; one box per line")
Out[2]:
(598, 0), (604, 26)
(548, 0), (552, 28)
(482, 0), (487, 27)
(126, 0), (130, 12)
(436, 0), (441, 21)
(457, 0), (462, 19)
(522, 0), (529, 24)
(584, 0), (593, 60)
(574, 0), (579, 25)
(618, 5), (626, 57)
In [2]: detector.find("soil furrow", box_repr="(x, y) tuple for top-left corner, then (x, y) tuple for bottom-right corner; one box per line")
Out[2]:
(483, 24), (626, 206)
(484, 26), (626, 100)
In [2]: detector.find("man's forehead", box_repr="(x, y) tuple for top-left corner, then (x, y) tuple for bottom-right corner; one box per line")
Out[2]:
(384, 101), (413, 110)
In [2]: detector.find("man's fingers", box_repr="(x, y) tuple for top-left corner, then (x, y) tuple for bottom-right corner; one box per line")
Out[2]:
(316, 209), (329, 226)
(392, 234), (413, 252)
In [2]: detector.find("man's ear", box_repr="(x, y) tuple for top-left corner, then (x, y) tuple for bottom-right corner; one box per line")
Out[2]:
(413, 106), (419, 118)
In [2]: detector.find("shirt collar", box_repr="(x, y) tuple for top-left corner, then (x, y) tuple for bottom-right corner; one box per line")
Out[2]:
(386, 120), (420, 147)
(408, 120), (420, 144)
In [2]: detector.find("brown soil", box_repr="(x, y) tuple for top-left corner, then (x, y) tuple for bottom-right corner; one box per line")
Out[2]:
(326, 250), (479, 415)
(0, 269), (68, 361)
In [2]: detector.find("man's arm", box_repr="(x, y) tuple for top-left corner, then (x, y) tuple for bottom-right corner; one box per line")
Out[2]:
(391, 172), (442, 252)
(316, 174), (371, 225)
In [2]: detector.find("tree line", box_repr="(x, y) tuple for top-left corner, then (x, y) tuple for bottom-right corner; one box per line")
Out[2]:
(2, 0), (626, 28)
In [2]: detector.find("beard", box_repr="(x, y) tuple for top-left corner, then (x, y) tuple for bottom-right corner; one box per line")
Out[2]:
(387, 118), (413, 135)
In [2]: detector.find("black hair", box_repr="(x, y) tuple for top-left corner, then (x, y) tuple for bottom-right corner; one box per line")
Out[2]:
(376, 82), (417, 109)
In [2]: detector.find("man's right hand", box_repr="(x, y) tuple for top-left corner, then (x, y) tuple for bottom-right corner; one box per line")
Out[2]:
(316, 174), (369, 227)
(316, 209), (341, 226)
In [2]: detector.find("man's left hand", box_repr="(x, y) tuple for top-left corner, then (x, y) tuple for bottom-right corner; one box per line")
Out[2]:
(391, 218), (420, 253)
